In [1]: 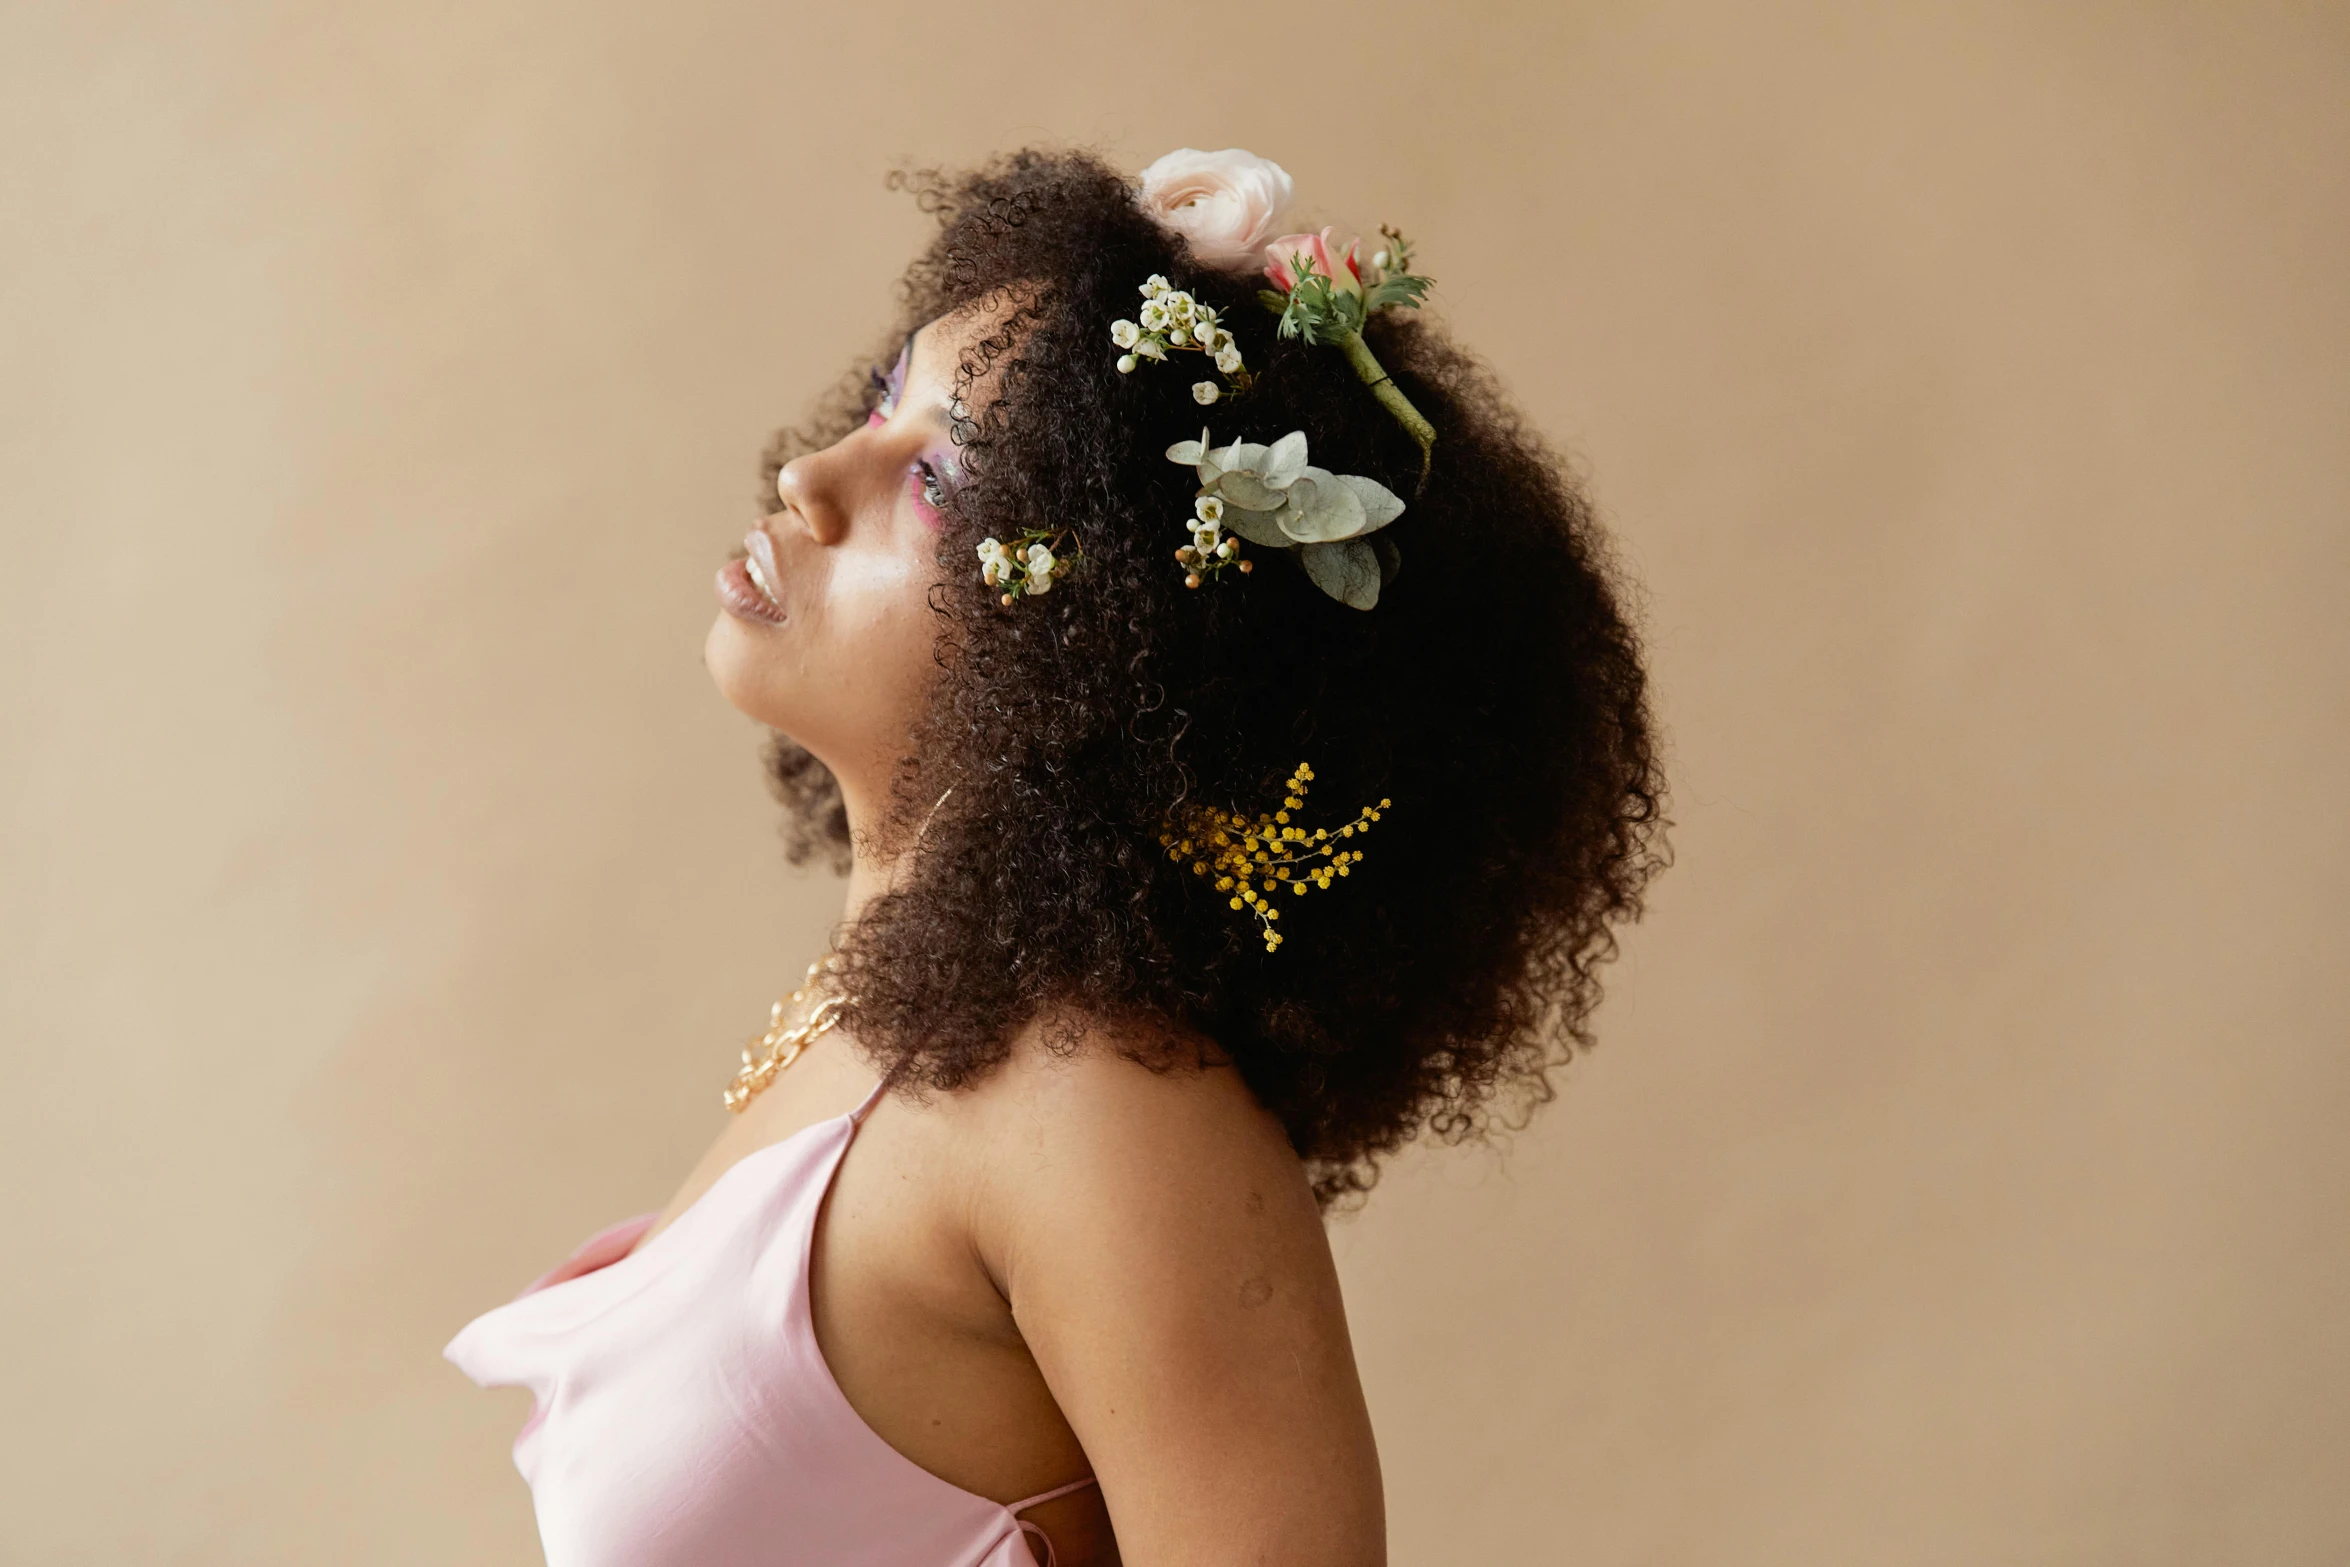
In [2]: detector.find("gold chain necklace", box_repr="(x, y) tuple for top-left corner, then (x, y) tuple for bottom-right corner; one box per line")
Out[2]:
(722, 958), (848, 1113)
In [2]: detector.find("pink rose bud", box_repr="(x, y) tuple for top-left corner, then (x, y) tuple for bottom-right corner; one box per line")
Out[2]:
(1264, 227), (1363, 299)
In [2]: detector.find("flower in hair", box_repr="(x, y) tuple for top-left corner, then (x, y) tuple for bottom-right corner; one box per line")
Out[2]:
(1258, 224), (1439, 479)
(1166, 428), (1405, 608)
(1138, 149), (1296, 267)
(977, 527), (1078, 607)
(1160, 763), (1388, 953)
(1264, 228), (1362, 300)
(1112, 277), (1250, 402)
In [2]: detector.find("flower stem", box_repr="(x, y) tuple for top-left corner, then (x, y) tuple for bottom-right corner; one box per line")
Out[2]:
(1335, 329), (1434, 483)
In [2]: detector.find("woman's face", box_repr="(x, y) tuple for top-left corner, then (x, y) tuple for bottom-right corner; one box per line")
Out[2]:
(706, 312), (980, 812)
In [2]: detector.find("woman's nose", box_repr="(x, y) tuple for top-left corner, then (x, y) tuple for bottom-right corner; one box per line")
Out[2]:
(774, 448), (851, 546)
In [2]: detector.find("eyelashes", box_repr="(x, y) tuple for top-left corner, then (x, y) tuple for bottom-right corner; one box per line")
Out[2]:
(909, 458), (950, 521)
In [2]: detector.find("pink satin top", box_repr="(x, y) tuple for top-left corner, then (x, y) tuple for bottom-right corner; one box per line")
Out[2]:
(445, 1080), (1097, 1566)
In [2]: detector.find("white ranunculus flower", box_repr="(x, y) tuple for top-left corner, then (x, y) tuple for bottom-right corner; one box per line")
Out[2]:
(1137, 148), (1297, 267)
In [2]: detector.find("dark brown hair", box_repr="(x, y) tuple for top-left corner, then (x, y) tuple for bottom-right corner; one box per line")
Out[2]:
(759, 149), (1666, 1204)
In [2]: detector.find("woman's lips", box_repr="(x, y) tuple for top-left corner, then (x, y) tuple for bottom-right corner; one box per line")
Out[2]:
(744, 526), (784, 607)
(716, 526), (786, 625)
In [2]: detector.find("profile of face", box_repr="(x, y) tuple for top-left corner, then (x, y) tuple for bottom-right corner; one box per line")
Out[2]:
(706, 310), (987, 814)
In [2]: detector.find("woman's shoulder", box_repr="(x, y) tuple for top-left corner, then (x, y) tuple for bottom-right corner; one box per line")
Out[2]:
(894, 1014), (1322, 1244)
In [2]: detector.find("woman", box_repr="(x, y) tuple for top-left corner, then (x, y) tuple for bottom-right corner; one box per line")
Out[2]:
(447, 146), (1665, 1567)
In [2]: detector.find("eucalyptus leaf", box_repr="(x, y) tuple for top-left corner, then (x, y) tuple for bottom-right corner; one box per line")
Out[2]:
(1262, 431), (1310, 486)
(1277, 474), (1369, 543)
(1332, 473), (1406, 534)
(1221, 506), (1297, 548)
(1299, 538), (1382, 609)
(1216, 472), (1291, 511)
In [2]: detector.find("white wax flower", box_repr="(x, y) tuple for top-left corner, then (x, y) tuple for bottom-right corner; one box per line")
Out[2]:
(1192, 381), (1221, 405)
(1111, 320), (1141, 349)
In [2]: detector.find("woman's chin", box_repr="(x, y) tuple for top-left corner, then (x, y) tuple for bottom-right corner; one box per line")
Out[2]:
(704, 611), (795, 728)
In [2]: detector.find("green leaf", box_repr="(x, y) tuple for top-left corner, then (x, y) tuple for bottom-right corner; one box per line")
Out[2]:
(1365, 274), (1432, 313)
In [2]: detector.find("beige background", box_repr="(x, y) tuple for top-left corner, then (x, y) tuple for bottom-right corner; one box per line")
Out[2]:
(5, 2), (2345, 1562)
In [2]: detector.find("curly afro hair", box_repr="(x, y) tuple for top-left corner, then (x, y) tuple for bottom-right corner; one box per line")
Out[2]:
(757, 148), (1667, 1205)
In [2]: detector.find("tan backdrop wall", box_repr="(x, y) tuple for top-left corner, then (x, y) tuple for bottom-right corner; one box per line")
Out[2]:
(5, 3), (2344, 1562)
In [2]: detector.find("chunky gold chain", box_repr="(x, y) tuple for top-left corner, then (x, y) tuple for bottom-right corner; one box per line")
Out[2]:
(722, 959), (848, 1114)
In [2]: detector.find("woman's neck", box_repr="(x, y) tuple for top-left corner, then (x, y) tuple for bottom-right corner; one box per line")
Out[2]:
(833, 775), (948, 933)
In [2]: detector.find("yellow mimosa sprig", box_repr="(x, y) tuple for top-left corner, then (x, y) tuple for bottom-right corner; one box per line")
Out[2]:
(1159, 764), (1388, 952)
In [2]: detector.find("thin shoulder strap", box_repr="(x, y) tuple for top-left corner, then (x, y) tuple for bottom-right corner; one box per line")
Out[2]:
(846, 1075), (892, 1126)
(1007, 1474), (1099, 1513)
(1007, 1476), (1099, 1567)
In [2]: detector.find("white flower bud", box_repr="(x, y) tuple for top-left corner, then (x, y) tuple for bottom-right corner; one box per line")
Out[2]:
(1168, 326), (1189, 346)
(1217, 539), (1236, 558)
(1192, 381), (1220, 405)
(1116, 353), (1138, 373)
(1372, 249), (1390, 269)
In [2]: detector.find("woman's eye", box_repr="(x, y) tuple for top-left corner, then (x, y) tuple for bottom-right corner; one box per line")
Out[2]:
(912, 460), (947, 512)
(867, 366), (898, 421)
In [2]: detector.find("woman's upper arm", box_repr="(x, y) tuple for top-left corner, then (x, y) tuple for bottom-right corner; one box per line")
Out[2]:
(972, 1042), (1385, 1566)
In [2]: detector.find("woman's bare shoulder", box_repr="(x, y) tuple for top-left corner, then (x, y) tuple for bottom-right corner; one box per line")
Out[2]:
(923, 1017), (1383, 1564)
(937, 1015), (1316, 1216)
